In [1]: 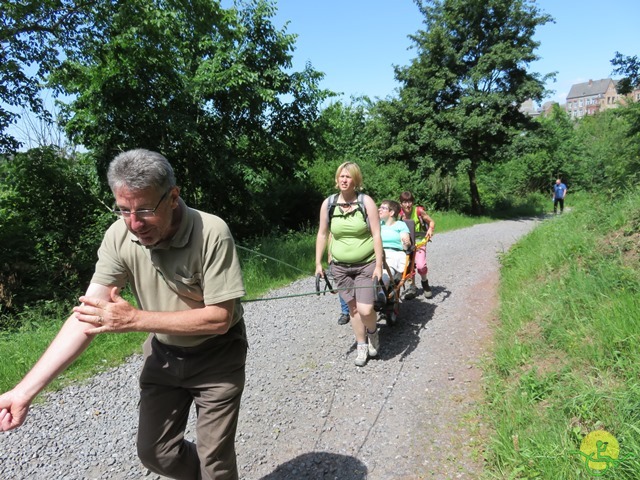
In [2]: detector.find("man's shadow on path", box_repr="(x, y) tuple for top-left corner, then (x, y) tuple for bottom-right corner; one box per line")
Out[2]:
(260, 451), (367, 480)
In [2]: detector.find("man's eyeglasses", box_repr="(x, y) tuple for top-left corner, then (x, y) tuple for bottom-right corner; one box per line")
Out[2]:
(113, 189), (171, 218)
(378, 206), (389, 210)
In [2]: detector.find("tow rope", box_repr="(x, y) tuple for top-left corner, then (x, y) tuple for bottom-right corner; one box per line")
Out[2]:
(236, 244), (337, 303)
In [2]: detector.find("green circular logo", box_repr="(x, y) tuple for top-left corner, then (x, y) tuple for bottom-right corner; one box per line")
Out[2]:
(579, 430), (620, 474)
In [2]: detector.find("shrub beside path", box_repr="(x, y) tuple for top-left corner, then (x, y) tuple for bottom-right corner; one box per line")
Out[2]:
(0, 218), (539, 479)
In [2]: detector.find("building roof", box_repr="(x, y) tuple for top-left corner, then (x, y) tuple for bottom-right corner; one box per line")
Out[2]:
(566, 78), (616, 99)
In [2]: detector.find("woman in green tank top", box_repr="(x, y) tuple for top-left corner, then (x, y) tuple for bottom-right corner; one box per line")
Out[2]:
(315, 162), (383, 367)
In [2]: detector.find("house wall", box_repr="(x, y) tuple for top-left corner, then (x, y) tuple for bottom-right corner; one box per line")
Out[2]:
(565, 78), (632, 119)
(601, 82), (621, 111)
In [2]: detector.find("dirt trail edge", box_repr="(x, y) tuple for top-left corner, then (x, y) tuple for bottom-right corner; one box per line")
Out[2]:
(0, 218), (539, 480)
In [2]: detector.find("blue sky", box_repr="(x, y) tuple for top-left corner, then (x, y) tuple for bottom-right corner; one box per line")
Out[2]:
(7, 0), (640, 147)
(271, 0), (640, 105)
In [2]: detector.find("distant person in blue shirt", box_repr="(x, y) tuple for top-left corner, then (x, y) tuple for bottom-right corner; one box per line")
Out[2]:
(553, 179), (567, 214)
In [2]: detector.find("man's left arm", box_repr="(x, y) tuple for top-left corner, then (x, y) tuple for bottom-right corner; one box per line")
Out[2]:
(76, 288), (236, 336)
(120, 300), (236, 335)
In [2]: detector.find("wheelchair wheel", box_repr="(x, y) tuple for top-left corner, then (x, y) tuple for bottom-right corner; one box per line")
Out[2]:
(386, 309), (398, 326)
(385, 293), (400, 326)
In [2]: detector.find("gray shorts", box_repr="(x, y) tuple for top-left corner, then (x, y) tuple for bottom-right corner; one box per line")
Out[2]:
(330, 260), (376, 305)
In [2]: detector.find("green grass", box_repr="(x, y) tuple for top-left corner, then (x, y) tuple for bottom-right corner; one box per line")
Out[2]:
(431, 210), (493, 231)
(481, 188), (640, 479)
(236, 228), (318, 301)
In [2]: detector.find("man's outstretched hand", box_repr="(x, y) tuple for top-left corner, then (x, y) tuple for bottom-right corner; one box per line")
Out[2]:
(0, 390), (31, 432)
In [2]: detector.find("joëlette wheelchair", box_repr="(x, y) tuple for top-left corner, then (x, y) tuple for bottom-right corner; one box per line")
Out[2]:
(374, 219), (427, 326)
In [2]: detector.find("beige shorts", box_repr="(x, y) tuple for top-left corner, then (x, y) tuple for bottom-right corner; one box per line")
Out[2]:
(330, 260), (376, 305)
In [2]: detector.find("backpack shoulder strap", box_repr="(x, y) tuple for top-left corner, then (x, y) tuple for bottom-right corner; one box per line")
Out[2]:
(327, 193), (370, 232)
(357, 193), (370, 232)
(327, 194), (339, 226)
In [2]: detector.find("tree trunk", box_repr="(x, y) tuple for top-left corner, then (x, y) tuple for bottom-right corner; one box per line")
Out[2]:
(467, 165), (483, 216)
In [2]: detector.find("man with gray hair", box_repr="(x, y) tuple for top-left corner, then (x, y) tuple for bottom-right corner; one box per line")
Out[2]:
(0, 149), (247, 480)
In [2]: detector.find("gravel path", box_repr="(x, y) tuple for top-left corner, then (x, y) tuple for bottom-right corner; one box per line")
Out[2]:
(0, 218), (540, 480)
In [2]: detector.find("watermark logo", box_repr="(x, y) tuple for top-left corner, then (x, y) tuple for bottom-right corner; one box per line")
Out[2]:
(572, 430), (635, 476)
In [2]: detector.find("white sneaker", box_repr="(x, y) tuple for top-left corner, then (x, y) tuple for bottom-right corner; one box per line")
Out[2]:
(355, 343), (369, 366)
(367, 329), (380, 357)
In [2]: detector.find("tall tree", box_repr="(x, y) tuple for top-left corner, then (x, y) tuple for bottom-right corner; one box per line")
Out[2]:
(2, 0), (329, 234)
(611, 52), (640, 95)
(0, 0), (92, 153)
(377, 0), (553, 214)
(49, 0), (330, 236)
(611, 51), (640, 160)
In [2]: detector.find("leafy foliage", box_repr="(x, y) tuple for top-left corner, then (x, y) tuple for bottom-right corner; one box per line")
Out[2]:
(47, 0), (331, 238)
(0, 0), (95, 153)
(0, 148), (112, 318)
(309, 99), (439, 207)
(611, 52), (640, 95)
(487, 104), (577, 197)
(481, 100), (640, 204)
(572, 108), (640, 193)
(372, 0), (553, 214)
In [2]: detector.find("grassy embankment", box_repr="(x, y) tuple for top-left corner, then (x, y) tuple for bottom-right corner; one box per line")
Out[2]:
(0, 208), (498, 394)
(482, 189), (640, 479)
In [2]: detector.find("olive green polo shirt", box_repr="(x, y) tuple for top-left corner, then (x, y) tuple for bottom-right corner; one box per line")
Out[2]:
(91, 199), (245, 347)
